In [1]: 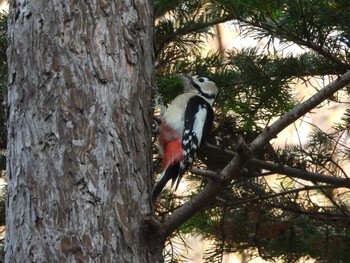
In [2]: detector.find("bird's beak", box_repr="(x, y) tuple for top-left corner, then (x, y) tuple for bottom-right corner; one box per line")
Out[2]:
(176, 74), (191, 82)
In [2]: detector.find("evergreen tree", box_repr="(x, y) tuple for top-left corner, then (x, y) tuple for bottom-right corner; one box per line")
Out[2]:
(154, 0), (350, 261)
(6, 1), (159, 262)
(3, 0), (350, 261)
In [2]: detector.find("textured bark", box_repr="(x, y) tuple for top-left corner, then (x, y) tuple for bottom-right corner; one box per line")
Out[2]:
(6, 0), (161, 262)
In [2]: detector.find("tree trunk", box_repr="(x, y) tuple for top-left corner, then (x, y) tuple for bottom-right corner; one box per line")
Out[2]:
(6, 0), (161, 262)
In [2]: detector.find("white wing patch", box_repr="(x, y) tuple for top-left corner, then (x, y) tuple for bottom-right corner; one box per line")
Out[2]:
(193, 105), (207, 145)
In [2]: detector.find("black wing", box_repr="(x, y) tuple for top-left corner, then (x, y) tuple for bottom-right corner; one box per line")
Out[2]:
(174, 95), (214, 189)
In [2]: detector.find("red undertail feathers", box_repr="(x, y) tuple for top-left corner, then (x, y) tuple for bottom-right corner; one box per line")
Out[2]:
(162, 139), (183, 168)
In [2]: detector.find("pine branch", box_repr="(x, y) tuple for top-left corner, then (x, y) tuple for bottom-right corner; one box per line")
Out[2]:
(160, 137), (250, 237)
(211, 185), (338, 208)
(203, 142), (349, 186)
(250, 158), (350, 188)
(191, 156), (350, 189)
(156, 15), (235, 55)
(159, 71), (350, 238)
(250, 71), (350, 151)
(230, 9), (350, 70)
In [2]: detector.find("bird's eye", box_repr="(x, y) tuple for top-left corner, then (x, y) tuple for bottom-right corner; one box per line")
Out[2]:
(198, 77), (205, 82)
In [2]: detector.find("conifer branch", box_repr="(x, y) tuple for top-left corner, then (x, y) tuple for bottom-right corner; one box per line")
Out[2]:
(250, 71), (350, 151)
(160, 71), (350, 238)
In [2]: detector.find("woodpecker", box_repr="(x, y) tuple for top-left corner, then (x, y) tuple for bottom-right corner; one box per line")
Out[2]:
(152, 75), (219, 201)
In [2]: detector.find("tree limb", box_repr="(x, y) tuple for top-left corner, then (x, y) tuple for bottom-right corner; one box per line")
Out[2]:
(156, 14), (235, 55)
(191, 156), (350, 189)
(250, 71), (350, 151)
(211, 184), (338, 208)
(160, 71), (350, 238)
(160, 138), (250, 237)
(231, 11), (350, 70)
(201, 143), (350, 188)
(250, 158), (350, 188)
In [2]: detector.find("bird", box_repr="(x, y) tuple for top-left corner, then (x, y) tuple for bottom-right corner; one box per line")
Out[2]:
(152, 75), (219, 201)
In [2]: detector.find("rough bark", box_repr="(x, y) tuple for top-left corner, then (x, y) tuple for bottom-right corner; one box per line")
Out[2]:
(6, 0), (160, 262)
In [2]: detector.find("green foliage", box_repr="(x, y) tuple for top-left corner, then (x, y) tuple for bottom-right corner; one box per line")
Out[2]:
(156, 75), (185, 105)
(177, 175), (350, 262)
(154, 0), (350, 261)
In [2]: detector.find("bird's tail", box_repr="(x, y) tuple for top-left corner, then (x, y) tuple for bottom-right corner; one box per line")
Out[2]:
(152, 164), (179, 201)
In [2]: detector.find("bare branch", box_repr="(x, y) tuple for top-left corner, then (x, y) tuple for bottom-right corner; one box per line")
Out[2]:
(249, 158), (350, 188)
(202, 143), (350, 187)
(250, 71), (350, 151)
(190, 168), (221, 180)
(190, 157), (350, 189)
(212, 184), (338, 208)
